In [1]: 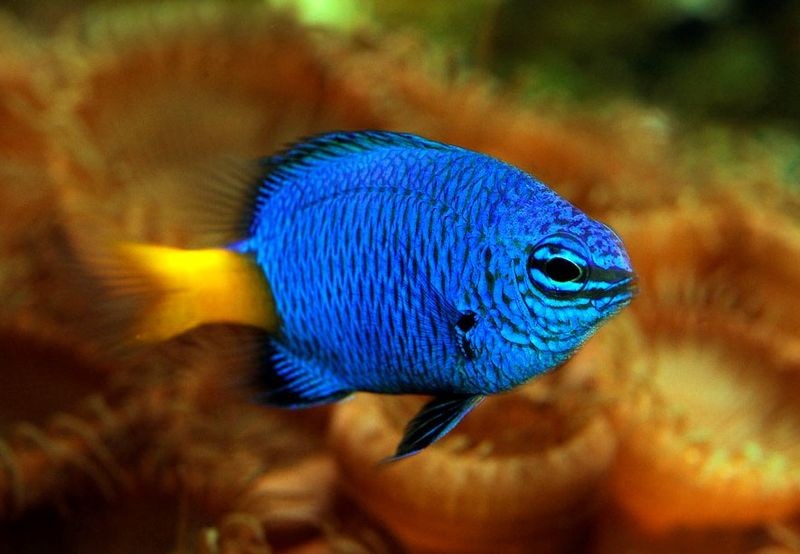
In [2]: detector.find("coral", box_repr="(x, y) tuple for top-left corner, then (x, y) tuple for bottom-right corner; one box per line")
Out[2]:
(0, 1), (799, 553)
(596, 204), (800, 532)
(50, 2), (357, 246)
(620, 201), (800, 370)
(330, 366), (616, 553)
(0, 13), (65, 332)
(0, 12), (55, 167)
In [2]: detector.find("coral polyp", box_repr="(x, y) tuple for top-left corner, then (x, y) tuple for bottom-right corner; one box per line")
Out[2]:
(330, 372), (616, 553)
(599, 206), (800, 532)
(1, 1), (799, 552)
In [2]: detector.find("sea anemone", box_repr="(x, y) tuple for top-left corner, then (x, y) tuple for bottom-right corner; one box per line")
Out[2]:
(329, 366), (616, 553)
(49, 1), (380, 247)
(0, 12), (55, 167)
(596, 203), (800, 532)
(0, 13), (88, 349)
(2, 1), (799, 551)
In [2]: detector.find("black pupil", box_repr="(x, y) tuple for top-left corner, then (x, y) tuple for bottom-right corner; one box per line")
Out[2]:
(545, 257), (582, 282)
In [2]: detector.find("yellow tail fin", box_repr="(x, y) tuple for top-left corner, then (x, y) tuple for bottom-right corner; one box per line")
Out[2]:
(118, 243), (278, 341)
(76, 240), (278, 347)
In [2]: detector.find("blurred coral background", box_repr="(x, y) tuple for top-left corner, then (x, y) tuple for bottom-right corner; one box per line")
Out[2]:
(1, 1), (800, 552)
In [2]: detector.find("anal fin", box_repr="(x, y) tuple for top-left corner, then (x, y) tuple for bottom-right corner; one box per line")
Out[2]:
(385, 394), (485, 462)
(252, 339), (352, 408)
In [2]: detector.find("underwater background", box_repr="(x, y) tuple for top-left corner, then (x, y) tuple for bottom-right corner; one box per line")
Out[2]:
(1, 0), (800, 552)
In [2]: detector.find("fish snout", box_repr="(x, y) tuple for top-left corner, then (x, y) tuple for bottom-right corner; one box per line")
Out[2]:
(591, 273), (637, 312)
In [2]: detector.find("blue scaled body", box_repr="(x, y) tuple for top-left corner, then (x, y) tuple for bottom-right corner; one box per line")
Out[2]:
(233, 131), (635, 459)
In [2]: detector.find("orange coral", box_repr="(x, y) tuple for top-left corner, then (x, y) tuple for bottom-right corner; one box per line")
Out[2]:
(620, 202), (800, 369)
(597, 204), (800, 532)
(51, 2), (350, 246)
(0, 12), (55, 167)
(330, 367), (616, 553)
(0, 1), (799, 552)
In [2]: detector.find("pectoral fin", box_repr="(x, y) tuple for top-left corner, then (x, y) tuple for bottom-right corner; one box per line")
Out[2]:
(386, 394), (485, 462)
(251, 337), (353, 408)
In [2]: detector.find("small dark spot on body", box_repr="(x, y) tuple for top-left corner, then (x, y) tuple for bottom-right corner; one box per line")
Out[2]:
(456, 311), (477, 361)
(456, 312), (476, 332)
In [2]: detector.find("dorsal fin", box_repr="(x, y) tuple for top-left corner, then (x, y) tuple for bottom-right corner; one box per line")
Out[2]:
(250, 130), (456, 223)
(183, 157), (265, 246)
(264, 130), (451, 176)
(185, 131), (456, 246)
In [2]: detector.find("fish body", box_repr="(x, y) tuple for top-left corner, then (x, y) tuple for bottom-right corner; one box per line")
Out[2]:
(82, 131), (635, 459)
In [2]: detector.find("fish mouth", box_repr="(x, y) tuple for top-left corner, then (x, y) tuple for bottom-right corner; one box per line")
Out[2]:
(590, 275), (637, 312)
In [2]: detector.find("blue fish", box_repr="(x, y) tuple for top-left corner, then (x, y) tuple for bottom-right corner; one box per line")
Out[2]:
(85, 131), (636, 460)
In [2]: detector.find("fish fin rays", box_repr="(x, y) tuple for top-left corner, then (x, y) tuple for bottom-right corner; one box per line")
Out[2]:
(384, 394), (485, 462)
(251, 338), (353, 408)
(264, 131), (452, 180)
(176, 157), (265, 247)
(249, 131), (457, 227)
(64, 228), (277, 358)
(61, 231), (168, 359)
(154, 132), (452, 248)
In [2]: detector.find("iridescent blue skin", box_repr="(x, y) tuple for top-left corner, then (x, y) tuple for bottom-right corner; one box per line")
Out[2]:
(233, 131), (635, 458)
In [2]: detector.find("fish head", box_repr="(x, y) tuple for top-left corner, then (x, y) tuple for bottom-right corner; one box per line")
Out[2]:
(491, 200), (636, 365)
(524, 217), (635, 337)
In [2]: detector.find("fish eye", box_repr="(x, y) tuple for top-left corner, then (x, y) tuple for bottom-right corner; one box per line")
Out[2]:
(526, 234), (590, 296)
(544, 257), (583, 283)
